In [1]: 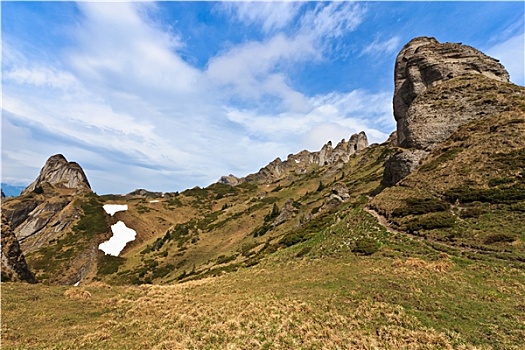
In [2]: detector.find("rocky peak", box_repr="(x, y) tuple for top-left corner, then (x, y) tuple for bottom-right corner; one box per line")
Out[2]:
(223, 131), (369, 185)
(21, 154), (91, 195)
(382, 37), (512, 188)
(393, 36), (510, 148)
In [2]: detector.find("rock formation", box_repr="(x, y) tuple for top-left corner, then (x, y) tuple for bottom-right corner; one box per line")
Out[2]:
(21, 154), (91, 195)
(220, 131), (369, 185)
(1, 214), (37, 283)
(393, 36), (509, 147)
(3, 154), (91, 252)
(218, 175), (241, 186)
(272, 199), (299, 227)
(382, 37), (511, 187)
(318, 182), (351, 214)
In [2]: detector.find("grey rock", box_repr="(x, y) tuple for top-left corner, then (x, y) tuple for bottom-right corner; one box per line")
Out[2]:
(382, 37), (511, 187)
(1, 214), (37, 283)
(272, 199), (298, 227)
(393, 36), (509, 147)
(218, 175), (241, 186)
(22, 154), (91, 195)
(227, 131), (369, 185)
(381, 149), (429, 187)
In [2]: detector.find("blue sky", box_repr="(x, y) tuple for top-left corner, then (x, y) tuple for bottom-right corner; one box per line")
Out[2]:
(2, 1), (524, 194)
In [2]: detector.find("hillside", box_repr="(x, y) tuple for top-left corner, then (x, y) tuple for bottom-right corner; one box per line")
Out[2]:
(2, 37), (524, 349)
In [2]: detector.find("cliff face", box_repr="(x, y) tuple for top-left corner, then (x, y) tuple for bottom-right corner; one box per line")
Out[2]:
(21, 154), (91, 195)
(393, 36), (509, 148)
(382, 37), (512, 187)
(1, 214), (37, 283)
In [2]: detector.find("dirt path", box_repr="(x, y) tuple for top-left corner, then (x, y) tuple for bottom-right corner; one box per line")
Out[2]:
(363, 205), (499, 256)
(363, 206), (403, 235)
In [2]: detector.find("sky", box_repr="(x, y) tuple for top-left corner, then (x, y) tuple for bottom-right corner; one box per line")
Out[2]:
(2, 1), (524, 195)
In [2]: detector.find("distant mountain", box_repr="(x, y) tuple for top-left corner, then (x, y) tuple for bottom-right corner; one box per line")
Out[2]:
(1, 183), (26, 197)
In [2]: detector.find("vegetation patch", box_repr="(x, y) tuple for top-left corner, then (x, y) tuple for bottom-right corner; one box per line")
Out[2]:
(419, 147), (463, 172)
(97, 255), (125, 276)
(352, 237), (380, 255)
(444, 184), (525, 204)
(391, 197), (450, 218)
(483, 233), (516, 245)
(405, 212), (456, 233)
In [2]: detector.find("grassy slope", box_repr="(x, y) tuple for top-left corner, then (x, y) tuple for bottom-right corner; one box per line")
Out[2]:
(2, 206), (524, 349)
(3, 75), (525, 349)
(371, 76), (525, 262)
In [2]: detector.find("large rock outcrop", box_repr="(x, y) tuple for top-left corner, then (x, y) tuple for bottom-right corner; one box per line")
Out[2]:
(1, 214), (37, 283)
(220, 131), (369, 185)
(382, 37), (511, 187)
(21, 154), (91, 195)
(3, 154), (91, 252)
(394, 36), (510, 148)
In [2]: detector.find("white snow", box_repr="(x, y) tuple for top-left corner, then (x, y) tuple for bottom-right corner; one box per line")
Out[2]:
(149, 200), (160, 203)
(98, 221), (137, 256)
(103, 204), (128, 216)
(295, 159), (300, 163)
(74, 281), (80, 287)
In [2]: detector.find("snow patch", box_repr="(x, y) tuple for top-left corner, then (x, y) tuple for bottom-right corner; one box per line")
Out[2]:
(103, 204), (128, 216)
(295, 159), (300, 163)
(98, 221), (137, 256)
(149, 200), (160, 203)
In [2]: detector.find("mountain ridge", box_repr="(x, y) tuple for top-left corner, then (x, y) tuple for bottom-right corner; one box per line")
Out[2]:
(2, 36), (525, 349)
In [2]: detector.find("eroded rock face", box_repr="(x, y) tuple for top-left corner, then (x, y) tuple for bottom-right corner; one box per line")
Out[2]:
(382, 37), (511, 187)
(381, 149), (429, 188)
(1, 214), (37, 283)
(21, 154), (91, 195)
(272, 199), (299, 227)
(393, 36), (510, 148)
(224, 132), (369, 185)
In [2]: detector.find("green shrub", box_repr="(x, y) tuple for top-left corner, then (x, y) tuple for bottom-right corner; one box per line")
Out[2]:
(352, 237), (380, 255)
(445, 184), (525, 204)
(405, 212), (456, 232)
(484, 233), (516, 245)
(296, 246), (312, 258)
(252, 224), (271, 237)
(97, 255), (125, 276)
(391, 197), (449, 217)
(488, 177), (516, 187)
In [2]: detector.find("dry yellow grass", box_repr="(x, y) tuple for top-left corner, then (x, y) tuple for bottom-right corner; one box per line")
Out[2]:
(2, 250), (524, 350)
(392, 256), (453, 273)
(63, 287), (92, 300)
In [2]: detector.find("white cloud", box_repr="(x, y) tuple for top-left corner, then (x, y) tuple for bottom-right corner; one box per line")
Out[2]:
(220, 1), (304, 33)
(206, 2), (366, 111)
(361, 36), (401, 57)
(1, 2), (387, 194)
(487, 32), (525, 86)
(225, 89), (393, 152)
(300, 2), (365, 40)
